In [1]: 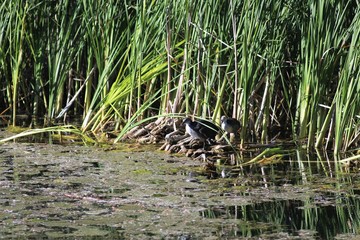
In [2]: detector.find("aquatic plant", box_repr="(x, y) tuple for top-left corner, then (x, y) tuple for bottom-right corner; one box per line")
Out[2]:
(0, 0), (358, 154)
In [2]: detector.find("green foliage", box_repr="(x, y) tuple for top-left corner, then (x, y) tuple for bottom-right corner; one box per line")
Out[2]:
(0, 0), (359, 153)
(0, 125), (95, 144)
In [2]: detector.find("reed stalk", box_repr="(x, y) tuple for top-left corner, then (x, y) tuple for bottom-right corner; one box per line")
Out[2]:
(0, 0), (358, 154)
(6, 1), (29, 126)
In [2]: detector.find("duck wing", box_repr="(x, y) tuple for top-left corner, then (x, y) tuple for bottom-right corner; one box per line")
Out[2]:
(198, 120), (220, 139)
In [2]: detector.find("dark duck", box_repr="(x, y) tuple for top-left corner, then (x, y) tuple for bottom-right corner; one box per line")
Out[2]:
(220, 115), (241, 139)
(182, 117), (219, 144)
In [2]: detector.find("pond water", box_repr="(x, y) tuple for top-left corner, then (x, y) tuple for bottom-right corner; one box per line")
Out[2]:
(0, 136), (360, 239)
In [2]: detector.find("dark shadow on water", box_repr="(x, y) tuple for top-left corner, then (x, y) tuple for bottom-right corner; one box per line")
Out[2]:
(200, 196), (360, 239)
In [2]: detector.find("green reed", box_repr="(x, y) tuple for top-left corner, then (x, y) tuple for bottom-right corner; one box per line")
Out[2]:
(2, 1), (28, 126)
(0, 0), (358, 154)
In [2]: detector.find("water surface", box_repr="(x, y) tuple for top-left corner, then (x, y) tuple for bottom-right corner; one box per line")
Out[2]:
(0, 140), (359, 239)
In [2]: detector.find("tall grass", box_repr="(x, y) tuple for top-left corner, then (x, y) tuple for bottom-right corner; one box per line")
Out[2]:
(0, 0), (359, 154)
(295, 1), (352, 151)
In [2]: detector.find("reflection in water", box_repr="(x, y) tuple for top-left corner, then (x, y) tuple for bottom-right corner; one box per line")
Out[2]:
(200, 196), (360, 239)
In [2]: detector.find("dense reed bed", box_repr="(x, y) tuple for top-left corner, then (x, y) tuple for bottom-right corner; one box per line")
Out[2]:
(0, 0), (359, 154)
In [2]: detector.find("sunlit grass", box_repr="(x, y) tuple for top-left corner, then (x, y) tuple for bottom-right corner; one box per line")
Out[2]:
(0, 125), (95, 144)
